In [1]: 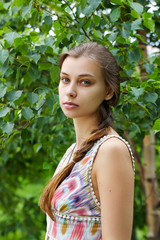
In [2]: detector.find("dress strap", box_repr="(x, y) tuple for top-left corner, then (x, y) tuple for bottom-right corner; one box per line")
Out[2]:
(88, 135), (135, 209)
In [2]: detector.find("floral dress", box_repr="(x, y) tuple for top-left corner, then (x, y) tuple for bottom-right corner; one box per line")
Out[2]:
(45, 135), (135, 240)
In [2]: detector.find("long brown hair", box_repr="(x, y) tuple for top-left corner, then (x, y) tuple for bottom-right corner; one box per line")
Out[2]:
(40, 42), (120, 221)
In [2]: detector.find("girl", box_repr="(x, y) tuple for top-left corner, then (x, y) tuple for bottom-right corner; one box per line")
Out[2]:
(40, 42), (135, 240)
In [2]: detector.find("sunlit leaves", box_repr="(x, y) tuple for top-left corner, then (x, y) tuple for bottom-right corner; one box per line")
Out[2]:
(142, 12), (155, 32)
(131, 19), (143, 31)
(0, 107), (10, 118)
(4, 32), (20, 45)
(0, 50), (9, 65)
(111, 0), (123, 5)
(83, 0), (102, 15)
(80, 0), (88, 10)
(0, 85), (7, 98)
(130, 2), (144, 15)
(152, 119), (160, 133)
(110, 7), (121, 22)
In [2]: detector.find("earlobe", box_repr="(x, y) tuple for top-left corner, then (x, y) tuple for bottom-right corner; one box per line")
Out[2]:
(105, 88), (114, 101)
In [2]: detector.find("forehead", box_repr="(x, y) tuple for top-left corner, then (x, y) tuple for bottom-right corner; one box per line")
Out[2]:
(61, 56), (102, 77)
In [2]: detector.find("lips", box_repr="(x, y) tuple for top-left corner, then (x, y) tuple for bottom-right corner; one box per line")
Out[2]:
(63, 102), (79, 109)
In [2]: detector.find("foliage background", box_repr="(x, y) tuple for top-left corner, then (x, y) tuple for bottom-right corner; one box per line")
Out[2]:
(0, 0), (160, 239)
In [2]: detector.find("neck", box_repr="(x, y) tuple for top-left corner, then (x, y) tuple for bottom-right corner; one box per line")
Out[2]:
(73, 116), (99, 149)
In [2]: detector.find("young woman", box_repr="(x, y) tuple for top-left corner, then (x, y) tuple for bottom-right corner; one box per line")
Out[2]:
(40, 42), (135, 240)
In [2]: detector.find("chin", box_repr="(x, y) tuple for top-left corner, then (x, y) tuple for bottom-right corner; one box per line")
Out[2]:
(62, 111), (76, 119)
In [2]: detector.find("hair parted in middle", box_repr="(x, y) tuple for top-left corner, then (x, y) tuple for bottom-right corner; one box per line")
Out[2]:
(40, 42), (120, 221)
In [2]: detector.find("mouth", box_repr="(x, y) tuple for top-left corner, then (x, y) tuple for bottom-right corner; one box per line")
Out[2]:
(63, 102), (79, 109)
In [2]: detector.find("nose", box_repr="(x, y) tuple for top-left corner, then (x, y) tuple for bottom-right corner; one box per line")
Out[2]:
(66, 83), (77, 98)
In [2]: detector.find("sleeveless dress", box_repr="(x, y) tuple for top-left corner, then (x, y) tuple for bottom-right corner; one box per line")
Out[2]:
(45, 135), (135, 240)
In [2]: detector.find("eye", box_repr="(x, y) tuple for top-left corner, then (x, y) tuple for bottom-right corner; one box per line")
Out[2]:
(61, 77), (70, 83)
(81, 80), (91, 85)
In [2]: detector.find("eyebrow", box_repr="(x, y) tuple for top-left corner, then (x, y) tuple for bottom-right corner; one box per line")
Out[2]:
(60, 71), (95, 78)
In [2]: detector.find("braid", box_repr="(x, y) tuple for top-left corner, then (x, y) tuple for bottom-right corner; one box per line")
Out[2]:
(40, 42), (120, 221)
(40, 105), (112, 221)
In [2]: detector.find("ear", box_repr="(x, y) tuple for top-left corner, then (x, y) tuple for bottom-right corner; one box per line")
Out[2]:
(104, 87), (114, 101)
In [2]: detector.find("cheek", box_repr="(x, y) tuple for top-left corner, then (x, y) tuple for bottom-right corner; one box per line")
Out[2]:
(88, 88), (106, 104)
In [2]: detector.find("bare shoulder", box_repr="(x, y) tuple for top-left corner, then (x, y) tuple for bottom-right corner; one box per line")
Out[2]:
(94, 136), (134, 179)
(99, 136), (131, 159)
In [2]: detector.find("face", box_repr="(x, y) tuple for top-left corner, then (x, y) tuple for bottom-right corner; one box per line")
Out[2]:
(59, 56), (112, 121)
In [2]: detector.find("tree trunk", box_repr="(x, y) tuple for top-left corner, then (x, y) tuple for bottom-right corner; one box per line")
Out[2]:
(138, 29), (160, 239)
(143, 131), (160, 239)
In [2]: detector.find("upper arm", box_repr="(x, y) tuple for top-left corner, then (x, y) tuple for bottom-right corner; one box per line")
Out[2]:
(95, 138), (134, 240)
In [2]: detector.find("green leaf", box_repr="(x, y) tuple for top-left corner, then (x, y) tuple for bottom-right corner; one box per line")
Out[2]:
(35, 45), (47, 54)
(152, 119), (160, 133)
(19, 43), (28, 55)
(0, 58), (9, 77)
(22, 6), (30, 18)
(92, 15), (101, 26)
(45, 37), (55, 47)
(130, 10), (140, 19)
(142, 12), (155, 32)
(22, 1), (32, 18)
(22, 108), (33, 120)
(14, 0), (25, 8)
(127, 49), (140, 63)
(80, 0), (88, 10)
(111, 0), (123, 5)
(130, 2), (144, 15)
(4, 32), (20, 45)
(38, 63), (52, 70)
(14, 37), (24, 48)
(131, 87), (144, 98)
(108, 32), (118, 42)
(144, 63), (154, 74)
(0, 86), (7, 98)
(47, 57), (58, 64)
(83, 0), (102, 16)
(0, 107), (10, 118)
(29, 54), (41, 64)
(44, 16), (52, 25)
(33, 143), (42, 153)
(7, 90), (22, 102)
(50, 65), (60, 82)
(129, 122), (141, 138)
(2, 122), (14, 134)
(110, 7), (121, 22)
(27, 93), (39, 105)
(43, 161), (50, 170)
(144, 93), (158, 104)
(131, 19), (143, 31)
(121, 29), (130, 38)
(0, 49), (9, 65)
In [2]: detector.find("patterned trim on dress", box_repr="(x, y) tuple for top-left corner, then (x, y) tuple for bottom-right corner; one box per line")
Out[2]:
(87, 135), (135, 209)
(54, 211), (101, 223)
